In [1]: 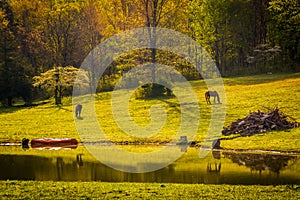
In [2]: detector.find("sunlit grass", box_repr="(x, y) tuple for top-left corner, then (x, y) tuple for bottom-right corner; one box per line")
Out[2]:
(0, 180), (299, 199)
(0, 73), (299, 151)
(221, 74), (300, 151)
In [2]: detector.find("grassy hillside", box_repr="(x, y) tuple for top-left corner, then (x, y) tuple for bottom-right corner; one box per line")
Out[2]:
(0, 73), (299, 151)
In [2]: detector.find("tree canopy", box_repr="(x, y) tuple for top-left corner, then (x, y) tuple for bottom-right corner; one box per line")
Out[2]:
(33, 66), (89, 103)
(0, 0), (299, 105)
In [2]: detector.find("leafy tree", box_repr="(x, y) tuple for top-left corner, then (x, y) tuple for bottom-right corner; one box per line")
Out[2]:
(189, 0), (239, 75)
(9, 0), (49, 74)
(42, 0), (83, 67)
(33, 66), (89, 104)
(100, 0), (144, 35)
(0, 0), (32, 106)
(80, 0), (107, 95)
(189, 0), (274, 75)
(137, 0), (189, 97)
(268, 0), (300, 70)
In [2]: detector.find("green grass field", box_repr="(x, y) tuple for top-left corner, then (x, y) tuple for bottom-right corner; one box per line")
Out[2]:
(0, 73), (300, 199)
(0, 73), (299, 151)
(0, 73), (300, 149)
(0, 181), (299, 199)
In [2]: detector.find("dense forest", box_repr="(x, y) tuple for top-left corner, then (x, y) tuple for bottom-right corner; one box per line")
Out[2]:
(0, 0), (299, 106)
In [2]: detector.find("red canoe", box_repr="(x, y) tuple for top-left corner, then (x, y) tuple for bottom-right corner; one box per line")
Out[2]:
(30, 138), (78, 149)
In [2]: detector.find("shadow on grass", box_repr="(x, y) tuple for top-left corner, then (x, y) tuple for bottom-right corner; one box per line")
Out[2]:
(0, 101), (49, 114)
(55, 105), (73, 112)
(158, 98), (181, 113)
(220, 135), (242, 141)
(223, 73), (300, 86)
(0, 100), (74, 114)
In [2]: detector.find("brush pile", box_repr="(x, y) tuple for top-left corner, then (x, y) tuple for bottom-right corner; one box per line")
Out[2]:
(222, 108), (298, 136)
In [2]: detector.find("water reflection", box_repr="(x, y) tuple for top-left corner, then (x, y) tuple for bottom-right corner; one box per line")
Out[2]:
(0, 146), (299, 185)
(223, 152), (294, 174)
(207, 150), (221, 174)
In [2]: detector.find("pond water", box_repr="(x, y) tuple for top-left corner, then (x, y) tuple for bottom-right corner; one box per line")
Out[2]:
(0, 145), (299, 185)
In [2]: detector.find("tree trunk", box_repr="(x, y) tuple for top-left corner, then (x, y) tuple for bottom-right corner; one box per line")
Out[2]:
(7, 97), (13, 107)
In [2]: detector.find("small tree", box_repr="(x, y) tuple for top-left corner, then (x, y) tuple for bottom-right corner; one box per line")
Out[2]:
(33, 66), (89, 104)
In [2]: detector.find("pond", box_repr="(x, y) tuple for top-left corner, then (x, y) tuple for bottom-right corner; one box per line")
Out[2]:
(0, 144), (299, 185)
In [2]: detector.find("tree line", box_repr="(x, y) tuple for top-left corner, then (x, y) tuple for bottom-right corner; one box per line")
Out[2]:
(0, 0), (299, 106)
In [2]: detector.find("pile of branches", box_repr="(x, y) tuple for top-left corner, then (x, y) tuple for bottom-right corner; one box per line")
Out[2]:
(222, 108), (298, 136)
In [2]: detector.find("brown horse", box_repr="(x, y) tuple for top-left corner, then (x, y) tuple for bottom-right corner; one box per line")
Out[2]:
(75, 104), (82, 118)
(205, 91), (221, 104)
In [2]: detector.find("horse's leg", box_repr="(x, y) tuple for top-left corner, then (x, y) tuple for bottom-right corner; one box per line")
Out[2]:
(206, 95), (210, 104)
(76, 108), (79, 117)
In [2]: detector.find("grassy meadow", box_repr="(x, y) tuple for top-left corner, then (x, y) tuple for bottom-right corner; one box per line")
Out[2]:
(0, 73), (299, 151)
(0, 73), (300, 199)
(0, 181), (299, 199)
